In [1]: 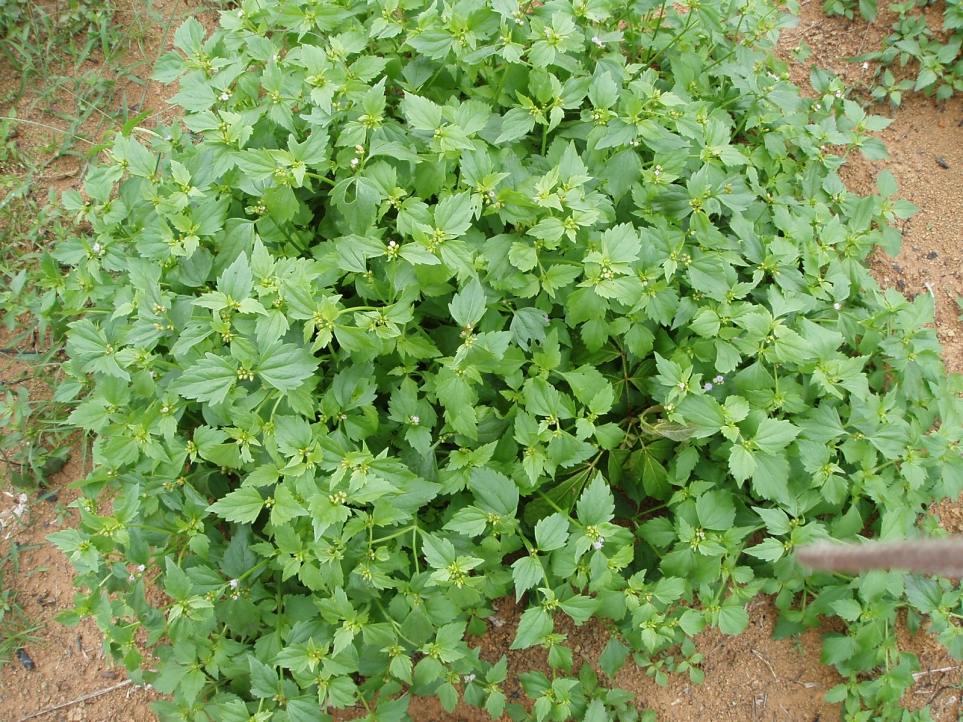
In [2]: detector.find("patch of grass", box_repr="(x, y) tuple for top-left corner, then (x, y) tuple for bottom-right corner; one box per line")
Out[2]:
(0, 0), (174, 169)
(0, 115), (75, 493)
(0, 525), (44, 669)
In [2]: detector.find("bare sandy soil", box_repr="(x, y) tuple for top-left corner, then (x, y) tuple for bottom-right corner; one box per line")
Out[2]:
(1, 1), (963, 720)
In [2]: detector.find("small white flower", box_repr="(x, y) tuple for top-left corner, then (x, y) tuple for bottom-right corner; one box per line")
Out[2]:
(219, 92), (230, 101)
(410, 415), (420, 426)
(862, 62), (869, 70)
(92, 242), (101, 253)
(545, 28), (552, 38)
(388, 240), (397, 248)
(161, 406), (169, 414)
(704, 382), (713, 391)
(592, 36), (603, 47)
(714, 375), (725, 384)
(515, 17), (523, 25)
(834, 302), (842, 311)
(350, 158), (359, 168)
(355, 144), (365, 155)
(237, 9), (243, 17)
(593, 539), (604, 550)
(463, 674), (476, 683)
(677, 381), (686, 390)
(165, 135), (173, 141)
(149, 371), (156, 378)
(229, 578), (239, 588)
(137, 564), (146, 572)
(814, 102), (821, 110)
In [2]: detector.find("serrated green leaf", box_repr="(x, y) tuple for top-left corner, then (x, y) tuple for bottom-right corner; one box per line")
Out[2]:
(174, 354), (238, 404)
(534, 514), (569, 551)
(208, 487), (264, 523)
(576, 473), (614, 526)
(258, 341), (317, 392)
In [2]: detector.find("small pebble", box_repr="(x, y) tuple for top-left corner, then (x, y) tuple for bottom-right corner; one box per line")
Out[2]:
(16, 648), (35, 670)
(927, 251), (938, 259)
(37, 490), (58, 504)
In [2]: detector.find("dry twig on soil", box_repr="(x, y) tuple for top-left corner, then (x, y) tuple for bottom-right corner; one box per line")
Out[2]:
(16, 679), (134, 721)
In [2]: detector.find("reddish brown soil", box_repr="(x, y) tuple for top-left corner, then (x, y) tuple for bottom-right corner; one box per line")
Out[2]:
(2, 1), (963, 721)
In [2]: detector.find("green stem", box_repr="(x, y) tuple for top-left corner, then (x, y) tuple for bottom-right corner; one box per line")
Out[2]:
(373, 524), (419, 544)
(643, 0), (672, 66)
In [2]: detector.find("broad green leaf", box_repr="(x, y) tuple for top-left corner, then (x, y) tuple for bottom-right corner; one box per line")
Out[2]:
(174, 354), (238, 405)
(258, 341), (318, 392)
(512, 556), (544, 600)
(534, 514), (569, 551)
(576, 473), (614, 526)
(208, 487), (264, 524)
(449, 277), (487, 328)
(470, 467), (519, 517)
(402, 94), (443, 131)
(511, 607), (553, 649)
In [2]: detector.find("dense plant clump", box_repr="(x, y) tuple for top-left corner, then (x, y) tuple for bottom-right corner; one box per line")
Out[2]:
(48, 0), (963, 720)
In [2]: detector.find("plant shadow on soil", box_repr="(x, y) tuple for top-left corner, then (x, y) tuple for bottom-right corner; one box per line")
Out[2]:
(3, 1), (963, 720)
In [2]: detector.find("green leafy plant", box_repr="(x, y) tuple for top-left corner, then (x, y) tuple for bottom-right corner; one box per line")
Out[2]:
(824, 0), (963, 104)
(45, 0), (963, 721)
